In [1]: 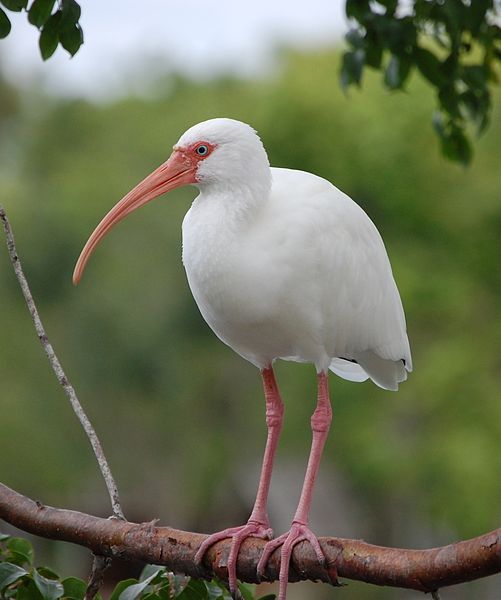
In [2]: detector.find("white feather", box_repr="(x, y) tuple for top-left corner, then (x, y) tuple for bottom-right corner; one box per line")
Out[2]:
(180, 119), (411, 391)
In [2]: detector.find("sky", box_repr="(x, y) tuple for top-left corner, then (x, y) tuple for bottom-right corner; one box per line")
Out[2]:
(1, 1), (347, 99)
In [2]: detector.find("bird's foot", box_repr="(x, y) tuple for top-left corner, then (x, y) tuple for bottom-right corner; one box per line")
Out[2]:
(257, 521), (325, 600)
(195, 520), (273, 599)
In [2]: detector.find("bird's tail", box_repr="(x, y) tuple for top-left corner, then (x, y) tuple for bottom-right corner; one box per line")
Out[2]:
(329, 358), (369, 383)
(354, 350), (408, 391)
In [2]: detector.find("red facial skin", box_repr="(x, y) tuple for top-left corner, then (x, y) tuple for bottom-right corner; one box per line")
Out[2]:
(72, 140), (216, 285)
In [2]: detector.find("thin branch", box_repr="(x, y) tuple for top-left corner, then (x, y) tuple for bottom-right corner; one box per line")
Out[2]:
(86, 555), (112, 600)
(0, 205), (124, 520)
(1, 483), (499, 593)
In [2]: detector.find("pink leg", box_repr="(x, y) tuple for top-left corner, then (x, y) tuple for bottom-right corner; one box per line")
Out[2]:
(195, 366), (284, 597)
(257, 371), (332, 600)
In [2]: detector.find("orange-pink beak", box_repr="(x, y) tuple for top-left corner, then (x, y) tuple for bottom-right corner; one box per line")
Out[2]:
(72, 150), (196, 285)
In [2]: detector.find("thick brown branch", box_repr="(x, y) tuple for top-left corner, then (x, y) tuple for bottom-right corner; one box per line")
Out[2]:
(1, 483), (499, 593)
(0, 205), (124, 520)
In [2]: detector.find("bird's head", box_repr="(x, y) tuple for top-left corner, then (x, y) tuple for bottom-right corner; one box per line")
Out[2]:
(72, 118), (270, 285)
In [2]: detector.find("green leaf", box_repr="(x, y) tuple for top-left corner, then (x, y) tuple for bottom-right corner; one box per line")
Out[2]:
(138, 565), (166, 583)
(7, 538), (34, 566)
(28, 0), (56, 28)
(414, 46), (446, 87)
(0, 533), (11, 542)
(0, 0), (27, 11)
(38, 10), (61, 59)
(381, 17), (417, 54)
(446, 129), (472, 166)
(257, 595), (277, 600)
(444, 129), (473, 167)
(365, 40), (383, 69)
(176, 579), (209, 600)
(461, 65), (488, 90)
(16, 578), (45, 600)
(0, 7), (11, 38)
(384, 54), (412, 90)
(37, 568), (60, 580)
(33, 569), (64, 600)
(345, 28), (364, 49)
(340, 49), (365, 90)
(458, 89), (480, 118)
(459, 89), (490, 134)
(237, 582), (255, 600)
(377, 0), (398, 10)
(441, 0), (465, 45)
(438, 84), (461, 119)
(62, 577), (87, 600)
(59, 23), (83, 56)
(0, 563), (29, 590)
(110, 580), (139, 600)
(202, 580), (227, 600)
(345, 0), (371, 21)
(59, 0), (80, 31)
(468, 0), (491, 35)
(39, 26), (58, 59)
(118, 571), (162, 600)
(434, 114), (473, 166)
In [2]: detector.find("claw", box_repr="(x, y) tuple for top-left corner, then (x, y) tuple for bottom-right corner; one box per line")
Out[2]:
(229, 584), (244, 600)
(195, 520), (273, 595)
(257, 533), (285, 578)
(257, 522), (325, 600)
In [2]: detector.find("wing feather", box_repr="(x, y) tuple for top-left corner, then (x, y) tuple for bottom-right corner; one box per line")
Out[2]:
(270, 168), (412, 389)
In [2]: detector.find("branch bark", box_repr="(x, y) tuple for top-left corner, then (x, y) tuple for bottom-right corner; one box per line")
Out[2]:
(1, 483), (499, 593)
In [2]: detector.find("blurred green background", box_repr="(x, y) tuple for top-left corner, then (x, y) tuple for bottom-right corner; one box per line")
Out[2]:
(0, 45), (500, 599)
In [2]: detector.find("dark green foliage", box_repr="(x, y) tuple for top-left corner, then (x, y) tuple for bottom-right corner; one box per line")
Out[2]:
(342, 0), (501, 164)
(28, 0), (55, 28)
(0, 0), (82, 59)
(0, 0), (28, 12)
(61, 578), (86, 600)
(38, 10), (61, 60)
(105, 570), (268, 600)
(0, 535), (66, 600)
(0, 8), (11, 38)
(58, 23), (83, 57)
(0, 1), (499, 163)
(0, 536), (272, 600)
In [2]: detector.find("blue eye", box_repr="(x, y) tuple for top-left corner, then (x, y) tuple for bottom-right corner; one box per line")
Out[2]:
(195, 144), (209, 156)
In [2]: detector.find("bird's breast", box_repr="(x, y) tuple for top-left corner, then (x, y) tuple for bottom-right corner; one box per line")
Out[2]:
(182, 208), (273, 327)
(181, 196), (312, 366)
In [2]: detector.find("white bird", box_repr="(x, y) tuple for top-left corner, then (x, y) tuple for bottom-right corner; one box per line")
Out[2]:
(73, 118), (412, 600)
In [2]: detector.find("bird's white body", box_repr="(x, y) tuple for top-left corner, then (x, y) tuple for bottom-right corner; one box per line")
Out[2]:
(74, 117), (413, 599)
(180, 121), (411, 390)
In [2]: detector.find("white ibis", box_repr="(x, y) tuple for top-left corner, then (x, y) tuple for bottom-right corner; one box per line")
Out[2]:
(73, 118), (412, 600)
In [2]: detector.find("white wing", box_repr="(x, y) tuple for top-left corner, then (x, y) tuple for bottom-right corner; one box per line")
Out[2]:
(267, 168), (412, 390)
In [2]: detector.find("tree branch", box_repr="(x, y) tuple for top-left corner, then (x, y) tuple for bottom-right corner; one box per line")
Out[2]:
(1, 483), (499, 593)
(1, 206), (500, 595)
(0, 204), (124, 521)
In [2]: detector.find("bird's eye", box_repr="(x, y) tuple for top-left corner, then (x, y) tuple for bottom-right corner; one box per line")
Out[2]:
(195, 144), (209, 156)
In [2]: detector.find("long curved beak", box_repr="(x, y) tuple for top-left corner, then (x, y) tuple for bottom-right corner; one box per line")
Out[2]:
(73, 151), (195, 285)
